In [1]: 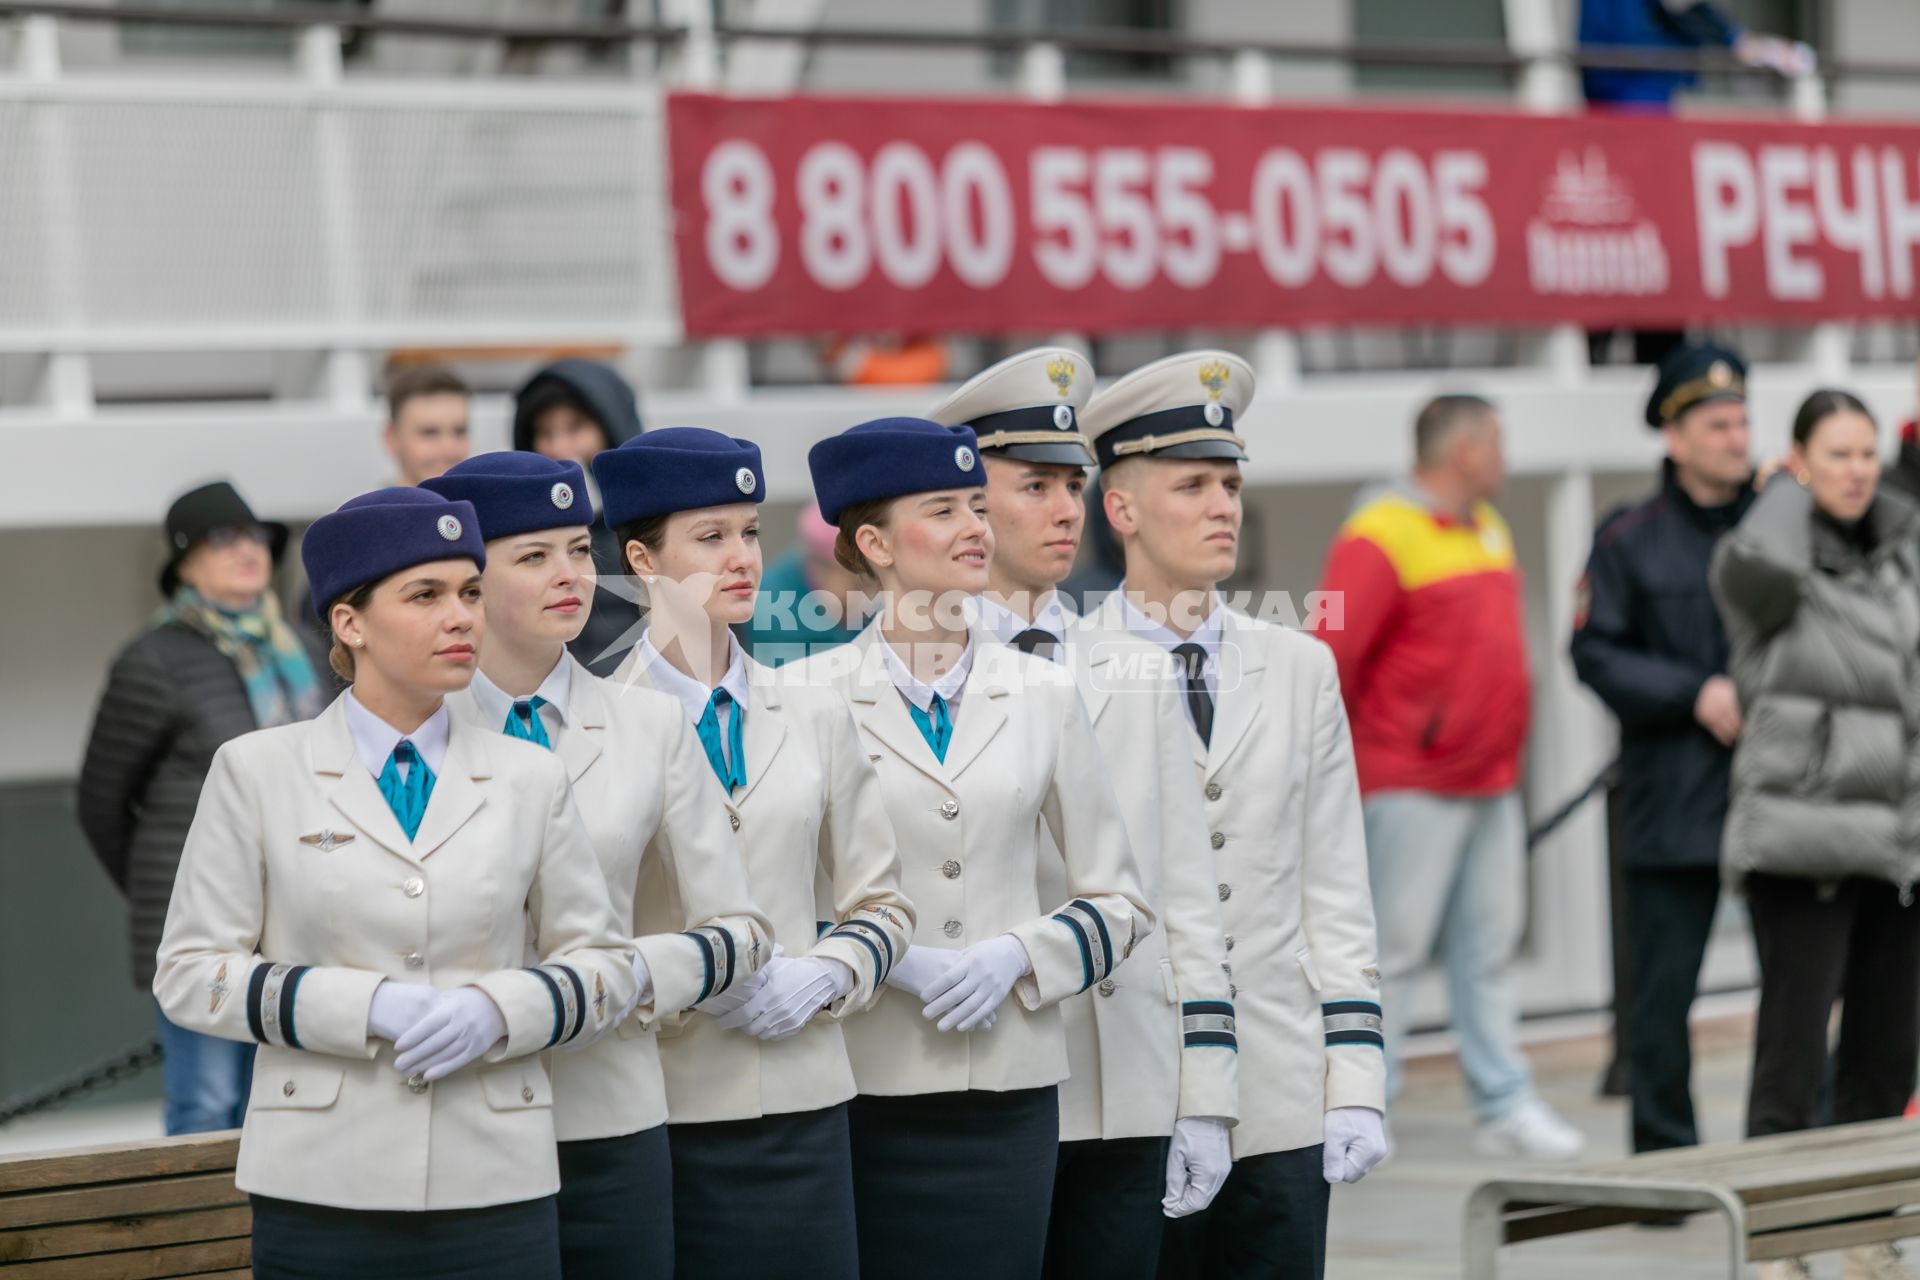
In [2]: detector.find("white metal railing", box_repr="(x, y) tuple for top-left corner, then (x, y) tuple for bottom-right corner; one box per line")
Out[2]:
(0, 18), (680, 414)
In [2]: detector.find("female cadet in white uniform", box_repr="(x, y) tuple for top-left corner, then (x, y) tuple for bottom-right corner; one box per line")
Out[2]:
(420, 452), (770, 1280)
(152, 487), (638, 1280)
(788, 416), (1154, 1280)
(587, 428), (915, 1280)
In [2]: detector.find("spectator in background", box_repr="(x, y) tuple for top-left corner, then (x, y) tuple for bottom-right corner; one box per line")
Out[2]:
(1876, 355), (1920, 503)
(745, 503), (867, 666)
(1571, 344), (1755, 1156)
(512, 358), (646, 675)
(1711, 390), (1920, 1280)
(382, 363), (471, 487)
(1579, 0), (1811, 112)
(1578, 2), (1809, 367)
(1312, 395), (1585, 1161)
(77, 481), (332, 1135)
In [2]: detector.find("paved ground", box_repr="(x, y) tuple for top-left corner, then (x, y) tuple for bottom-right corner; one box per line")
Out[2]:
(0, 1007), (1890, 1278)
(1330, 1009), (1871, 1278)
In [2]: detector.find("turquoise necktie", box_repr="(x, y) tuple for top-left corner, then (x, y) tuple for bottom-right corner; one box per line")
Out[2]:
(377, 740), (436, 841)
(909, 694), (952, 763)
(695, 689), (747, 793)
(504, 696), (551, 750)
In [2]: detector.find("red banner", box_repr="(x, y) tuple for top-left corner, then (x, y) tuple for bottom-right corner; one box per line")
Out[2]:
(667, 92), (1920, 337)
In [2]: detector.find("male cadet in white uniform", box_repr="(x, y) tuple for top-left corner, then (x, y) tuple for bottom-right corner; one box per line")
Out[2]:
(1082, 351), (1389, 1279)
(929, 349), (1239, 1279)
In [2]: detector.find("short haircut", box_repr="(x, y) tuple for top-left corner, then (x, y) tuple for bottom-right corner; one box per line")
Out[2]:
(1414, 394), (1496, 469)
(386, 364), (470, 423)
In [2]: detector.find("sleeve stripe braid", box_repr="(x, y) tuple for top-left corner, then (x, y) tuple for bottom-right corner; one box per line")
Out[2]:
(1050, 909), (1096, 993)
(525, 967), (567, 1048)
(1323, 999), (1384, 1049)
(1070, 898), (1115, 980)
(245, 962), (271, 1043)
(713, 927), (738, 997)
(816, 920), (833, 939)
(683, 930), (718, 1004)
(832, 917), (895, 980)
(1182, 999), (1237, 1050)
(281, 966), (311, 1050)
(1185, 1032), (1240, 1051)
(554, 965), (590, 1043)
(258, 964), (295, 1047)
(834, 929), (885, 982)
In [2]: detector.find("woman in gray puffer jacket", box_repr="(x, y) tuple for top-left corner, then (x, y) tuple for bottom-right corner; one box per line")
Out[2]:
(1711, 390), (1920, 1188)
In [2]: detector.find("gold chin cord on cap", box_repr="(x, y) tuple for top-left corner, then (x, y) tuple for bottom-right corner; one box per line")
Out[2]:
(974, 429), (1094, 450)
(1111, 428), (1247, 457)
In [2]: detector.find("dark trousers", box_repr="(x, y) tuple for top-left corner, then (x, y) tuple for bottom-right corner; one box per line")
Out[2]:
(1043, 1135), (1172, 1280)
(1624, 868), (1721, 1152)
(1159, 1144), (1329, 1280)
(848, 1087), (1060, 1280)
(668, 1104), (859, 1280)
(251, 1193), (560, 1280)
(1746, 873), (1920, 1139)
(556, 1127), (673, 1280)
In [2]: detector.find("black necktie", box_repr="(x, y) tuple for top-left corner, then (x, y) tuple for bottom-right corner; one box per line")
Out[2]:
(1171, 642), (1214, 747)
(1011, 627), (1058, 661)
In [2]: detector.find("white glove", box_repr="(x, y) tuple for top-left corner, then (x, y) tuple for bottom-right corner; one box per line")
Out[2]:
(367, 981), (441, 1043)
(716, 955), (854, 1040)
(393, 986), (507, 1082)
(1322, 1106), (1389, 1184)
(1163, 1116), (1233, 1218)
(693, 943), (776, 1018)
(885, 945), (955, 1001)
(922, 934), (1031, 1033)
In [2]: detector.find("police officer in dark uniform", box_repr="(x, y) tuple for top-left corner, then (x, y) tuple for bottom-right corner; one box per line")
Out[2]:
(1571, 342), (1756, 1154)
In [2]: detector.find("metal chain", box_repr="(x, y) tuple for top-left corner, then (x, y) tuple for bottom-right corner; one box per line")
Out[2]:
(0, 1040), (163, 1127)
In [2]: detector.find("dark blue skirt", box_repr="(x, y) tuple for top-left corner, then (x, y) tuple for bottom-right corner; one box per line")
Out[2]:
(557, 1126), (674, 1279)
(668, 1103), (858, 1280)
(848, 1087), (1060, 1280)
(250, 1193), (559, 1280)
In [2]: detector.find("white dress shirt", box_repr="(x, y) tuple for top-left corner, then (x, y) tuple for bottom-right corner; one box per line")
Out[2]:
(341, 688), (450, 780)
(875, 630), (973, 716)
(1118, 589), (1225, 734)
(467, 656), (573, 743)
(971, 591), (1070, 659)
(640, 635), (750, 770)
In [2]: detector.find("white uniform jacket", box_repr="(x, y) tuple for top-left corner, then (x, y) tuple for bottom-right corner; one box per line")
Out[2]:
(617, 651), (917, 1124)
(785, 623), (1154, 1097)
(1036, 600), (1238, 1141)
(151, 695), (638, 1211)
(1166, 603), (1387, 1159)
(446, 654), (771, 1141)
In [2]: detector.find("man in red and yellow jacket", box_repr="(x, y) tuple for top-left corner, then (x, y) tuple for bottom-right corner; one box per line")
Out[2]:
(1311, 394), (1585, 1161)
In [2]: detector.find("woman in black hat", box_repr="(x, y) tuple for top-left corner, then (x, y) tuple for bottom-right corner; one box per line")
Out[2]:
(78, 480), (332, 1136)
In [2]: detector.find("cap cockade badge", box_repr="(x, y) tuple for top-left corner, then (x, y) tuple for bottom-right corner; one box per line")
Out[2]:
(1199, 360), (1231, 426)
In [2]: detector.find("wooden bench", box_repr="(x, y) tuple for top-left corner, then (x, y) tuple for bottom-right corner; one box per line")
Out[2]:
(1465, 1117), (1920, 1278)
(0, 1133), (248, 1278)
